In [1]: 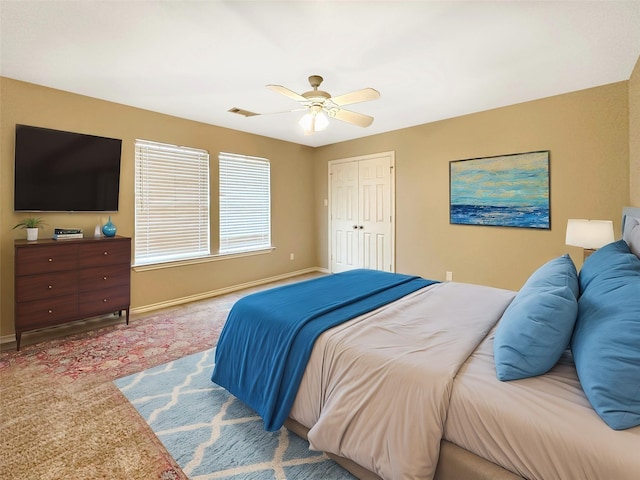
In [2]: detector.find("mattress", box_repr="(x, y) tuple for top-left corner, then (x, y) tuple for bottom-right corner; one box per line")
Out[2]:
(444, 325), (640, 480)
(289, 281), (516, 480)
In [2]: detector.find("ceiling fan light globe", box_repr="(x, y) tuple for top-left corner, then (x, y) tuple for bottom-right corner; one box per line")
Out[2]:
(298, 112), (313, 131)
(299, 110), (329, 134)
(315, 111), (329, 131)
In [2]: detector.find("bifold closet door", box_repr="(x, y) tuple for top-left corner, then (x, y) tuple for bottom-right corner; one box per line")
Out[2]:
(330, 160), (359, 272)
(329, 153), (394, 273)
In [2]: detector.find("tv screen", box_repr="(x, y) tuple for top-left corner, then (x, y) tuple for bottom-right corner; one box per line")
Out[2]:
(14, 124), (122, 212)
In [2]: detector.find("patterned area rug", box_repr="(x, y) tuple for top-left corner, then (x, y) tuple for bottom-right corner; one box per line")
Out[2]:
(0, 314), (197, 480)
(115, 348), (354, 480)
(0, 273), (325, 479)
(0, 292), (234, 379)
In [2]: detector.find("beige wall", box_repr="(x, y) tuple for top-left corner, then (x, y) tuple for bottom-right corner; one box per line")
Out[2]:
(630, 57), (640, 207)
(1, 69), (637, 339)
(0, 78), (317, 338)
(313, 82), (630, 290)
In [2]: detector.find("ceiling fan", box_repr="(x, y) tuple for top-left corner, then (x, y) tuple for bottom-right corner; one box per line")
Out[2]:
(230, 75), (380, 135)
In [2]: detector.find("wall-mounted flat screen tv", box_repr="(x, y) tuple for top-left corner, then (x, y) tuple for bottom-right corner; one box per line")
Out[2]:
(14, 124), (122, 212)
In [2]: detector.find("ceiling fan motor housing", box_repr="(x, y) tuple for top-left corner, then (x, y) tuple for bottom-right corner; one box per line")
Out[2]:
(303, 75), (331, 103)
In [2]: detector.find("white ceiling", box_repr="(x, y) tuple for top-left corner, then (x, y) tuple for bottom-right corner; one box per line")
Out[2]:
(1, 1), (639, 148)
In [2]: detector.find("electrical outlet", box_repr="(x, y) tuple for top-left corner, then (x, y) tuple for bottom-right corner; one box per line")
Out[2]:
(290, 253), (295, 261)
(445, 271), (453, 282)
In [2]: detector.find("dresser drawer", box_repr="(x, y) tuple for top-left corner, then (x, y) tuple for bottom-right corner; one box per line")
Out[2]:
(16, 295), (79, 330)
(79, 286), (130, 318)
(78, 240), (131, 268)
(15, 244), (78, 276)
(15, 271), (78, 302)
(78, 265), (130, 292)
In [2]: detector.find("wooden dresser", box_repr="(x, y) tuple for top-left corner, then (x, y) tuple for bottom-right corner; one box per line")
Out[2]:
(14, 236), (131, 350)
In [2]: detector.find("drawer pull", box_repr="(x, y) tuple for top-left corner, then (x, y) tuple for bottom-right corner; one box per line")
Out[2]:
(48, 309), (53, 314)
(103, 298), (108, 302)
(103, 276), (108, 280)
(103, 251), (108, 256)
(48, 258), (53, 262)
(48, 285), (53, 289)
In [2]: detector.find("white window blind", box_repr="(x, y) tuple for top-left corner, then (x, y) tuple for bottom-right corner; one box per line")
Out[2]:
(134, 140), (210, 265)
(219, 152), (271, 254)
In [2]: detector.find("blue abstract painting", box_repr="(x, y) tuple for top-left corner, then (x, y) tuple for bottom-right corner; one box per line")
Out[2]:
(450, 151), (550, 229)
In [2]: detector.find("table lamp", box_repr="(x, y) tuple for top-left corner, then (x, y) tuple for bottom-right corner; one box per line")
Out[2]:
(565, 219), (614, 260)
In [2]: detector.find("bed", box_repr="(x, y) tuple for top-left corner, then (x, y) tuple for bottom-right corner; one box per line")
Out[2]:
(211, 206), (640, 480)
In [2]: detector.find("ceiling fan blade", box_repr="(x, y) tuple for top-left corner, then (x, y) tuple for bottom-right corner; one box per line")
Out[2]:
(266, 84), (307, 102)
(330, 108), (374, 128)
(228, 106), (305, 117)
(331, 88), (380, 107)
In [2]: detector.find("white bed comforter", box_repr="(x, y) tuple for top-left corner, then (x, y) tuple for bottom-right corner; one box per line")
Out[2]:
(445, 325), (640, 480)
(289, 282), (516, 480)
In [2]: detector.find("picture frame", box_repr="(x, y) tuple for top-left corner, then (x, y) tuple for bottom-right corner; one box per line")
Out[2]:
(449, 150), (550, 229)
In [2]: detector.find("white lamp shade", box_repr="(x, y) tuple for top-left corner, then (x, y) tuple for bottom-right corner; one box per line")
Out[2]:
(565, 219), (614, 249)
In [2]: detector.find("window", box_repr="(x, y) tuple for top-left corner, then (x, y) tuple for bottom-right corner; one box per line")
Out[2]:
(219, 152), (271, 254)
(134, 140), (210, 266)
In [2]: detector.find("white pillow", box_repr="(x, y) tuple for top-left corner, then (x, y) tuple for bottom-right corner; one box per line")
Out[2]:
(623, 216), (640, 258)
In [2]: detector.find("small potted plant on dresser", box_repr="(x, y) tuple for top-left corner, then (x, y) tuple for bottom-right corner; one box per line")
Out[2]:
(13, 217), (47, 241)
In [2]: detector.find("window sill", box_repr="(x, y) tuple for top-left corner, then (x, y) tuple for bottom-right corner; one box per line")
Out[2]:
(132, 246), (276, 272)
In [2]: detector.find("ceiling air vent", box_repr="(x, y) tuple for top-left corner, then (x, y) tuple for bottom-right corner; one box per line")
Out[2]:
(228, 107), (259, 117)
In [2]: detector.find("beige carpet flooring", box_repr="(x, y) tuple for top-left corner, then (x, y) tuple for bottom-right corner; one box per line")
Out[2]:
(0, 272), (322, 480)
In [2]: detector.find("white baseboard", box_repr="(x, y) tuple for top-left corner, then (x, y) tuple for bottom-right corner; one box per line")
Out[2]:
(130, 267), (328, 315)
(1, 267), (329, 346)
(0, 333), (17, 345)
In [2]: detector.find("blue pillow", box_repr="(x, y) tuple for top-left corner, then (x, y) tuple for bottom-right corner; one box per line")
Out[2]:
(494, 254), (579, 381)
(572, 240), (640, 430)
(578, 239), (639, 293)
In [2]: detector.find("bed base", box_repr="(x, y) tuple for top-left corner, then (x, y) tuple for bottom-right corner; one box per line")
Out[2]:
(284, 418), (523, 480)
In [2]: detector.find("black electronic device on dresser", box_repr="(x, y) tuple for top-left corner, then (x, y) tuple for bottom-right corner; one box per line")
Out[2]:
(14, 236), (131, 350)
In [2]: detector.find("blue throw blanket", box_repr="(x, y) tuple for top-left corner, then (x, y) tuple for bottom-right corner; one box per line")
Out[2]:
(211, 269), (438, 431)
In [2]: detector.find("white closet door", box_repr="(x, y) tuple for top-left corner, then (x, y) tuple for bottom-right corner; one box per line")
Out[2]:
(329, 152), (395, 273)
(330, 160), (360, 272)
(359, 155), (393, 271)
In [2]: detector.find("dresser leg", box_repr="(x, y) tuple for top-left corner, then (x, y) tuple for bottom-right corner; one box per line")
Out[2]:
(125, 307), (130, 325)
(16, 332), (22, 351)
